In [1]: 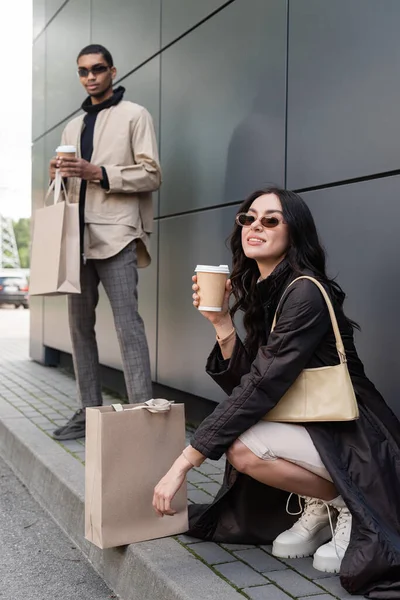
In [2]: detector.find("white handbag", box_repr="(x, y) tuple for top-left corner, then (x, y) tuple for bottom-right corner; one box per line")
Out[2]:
(264, 276), (359, 423)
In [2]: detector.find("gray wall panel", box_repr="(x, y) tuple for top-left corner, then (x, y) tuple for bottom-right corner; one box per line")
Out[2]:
(302, 178), (400, 416)
(33, 36), (46, 141)
(30, 139), (47, 363)
(43, 296), (70, 353)
(122, 58), (160, 141)
(161, 0), (228, 46)
(33, 0), (46, 39)
(287, 0), (400, 189)
(32, 139), (46, 212)
(91, 0), (160, 80)
(157, 206), (237, 399)
(45, 0), (90, 131)
(122, 58), (160, 218)
(44, 124), (66, 166)
(46, 0), (68, 24)
(29, 296), (46, 363)
(160, 0), (286, 216)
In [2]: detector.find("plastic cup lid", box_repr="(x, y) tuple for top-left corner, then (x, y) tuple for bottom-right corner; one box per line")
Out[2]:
(195, 264), (230, 274)
(56, 145), (76, 153)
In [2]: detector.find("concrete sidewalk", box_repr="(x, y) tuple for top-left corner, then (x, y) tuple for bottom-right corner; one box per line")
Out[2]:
(0, 310), (362, 600)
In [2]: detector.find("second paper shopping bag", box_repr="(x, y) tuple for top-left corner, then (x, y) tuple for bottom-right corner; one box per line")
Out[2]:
(29, 171), (80, 296)
(85, 401), (188, 549)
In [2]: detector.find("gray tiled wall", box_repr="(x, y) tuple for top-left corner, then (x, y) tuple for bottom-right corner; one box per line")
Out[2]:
(45, 0), (67, 24)
(31, 0), (400, 415)
(33, 0), (45, 39)
(161, 0), (229, 46)
(160, 0), (286, 216)
(91, 0), (161, 79)
(45, 0), (90, 131)
(32, 35), (46, 141)
(286, 0), (400, 189)
(158, 206), (236, 399)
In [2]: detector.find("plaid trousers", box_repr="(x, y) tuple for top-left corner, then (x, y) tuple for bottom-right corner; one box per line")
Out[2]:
(68, 241), (152, 407)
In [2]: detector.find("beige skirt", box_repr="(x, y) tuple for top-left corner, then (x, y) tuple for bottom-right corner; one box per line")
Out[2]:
(238, 421), (333, 482)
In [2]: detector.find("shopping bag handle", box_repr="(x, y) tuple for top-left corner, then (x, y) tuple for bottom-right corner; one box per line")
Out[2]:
(112, 399), (174, 414)
(44, 170), (70, 206)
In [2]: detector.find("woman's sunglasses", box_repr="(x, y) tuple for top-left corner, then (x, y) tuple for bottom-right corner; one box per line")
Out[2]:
(235, 212), (283, 229)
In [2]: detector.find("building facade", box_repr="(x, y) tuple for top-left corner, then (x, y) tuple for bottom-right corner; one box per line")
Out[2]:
(32, 0), (400, 417)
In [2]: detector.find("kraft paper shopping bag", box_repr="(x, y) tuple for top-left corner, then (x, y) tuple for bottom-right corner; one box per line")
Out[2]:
(29, 171), (80, 296)
(85, 400), (189, 549)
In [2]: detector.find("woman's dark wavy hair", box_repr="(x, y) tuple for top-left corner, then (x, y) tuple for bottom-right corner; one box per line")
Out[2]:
(229, 187), (358, 358)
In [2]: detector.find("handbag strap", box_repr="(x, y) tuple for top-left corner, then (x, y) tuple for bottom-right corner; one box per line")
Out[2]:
(271, 275), (347, 364)
(44, 170), (70, 206)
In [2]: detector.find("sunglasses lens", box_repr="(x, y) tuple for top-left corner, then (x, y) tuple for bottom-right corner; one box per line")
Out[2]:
(237, 214), (254, 227)
(92, 65), (108, 75)
(78, 65), (108, 77)
(262, 217), (280, 228)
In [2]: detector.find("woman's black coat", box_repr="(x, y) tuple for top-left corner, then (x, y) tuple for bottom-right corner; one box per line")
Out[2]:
(188, 266), (400, 599)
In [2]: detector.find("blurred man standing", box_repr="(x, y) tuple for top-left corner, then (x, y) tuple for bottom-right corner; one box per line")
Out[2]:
(49, 44), (161, 440)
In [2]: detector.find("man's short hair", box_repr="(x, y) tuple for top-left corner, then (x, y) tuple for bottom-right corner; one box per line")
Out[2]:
(77, 44), (114, 67)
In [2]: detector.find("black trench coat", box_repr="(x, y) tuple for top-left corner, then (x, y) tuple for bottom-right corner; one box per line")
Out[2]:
(188, 268), (400, 599)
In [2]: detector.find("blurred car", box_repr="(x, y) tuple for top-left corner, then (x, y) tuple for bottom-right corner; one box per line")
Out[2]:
(0, 270), (29, 309)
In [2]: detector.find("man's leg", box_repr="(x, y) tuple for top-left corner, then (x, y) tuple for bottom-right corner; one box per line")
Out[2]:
(96, 241), (152, 403)
(52, 260), (101, 440)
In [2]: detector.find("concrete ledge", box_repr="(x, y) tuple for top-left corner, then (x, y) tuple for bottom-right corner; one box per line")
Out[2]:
(0, 398), (242, 600)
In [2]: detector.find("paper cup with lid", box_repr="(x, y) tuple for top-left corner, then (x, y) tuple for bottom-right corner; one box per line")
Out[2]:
(56, 145), (77, 158)
(194, 264), (230, 311)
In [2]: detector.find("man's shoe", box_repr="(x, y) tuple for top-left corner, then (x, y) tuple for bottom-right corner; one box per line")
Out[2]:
(313, 497), (352, 574)
(272, 496), (334, 559)
(52, 408), (86, 441)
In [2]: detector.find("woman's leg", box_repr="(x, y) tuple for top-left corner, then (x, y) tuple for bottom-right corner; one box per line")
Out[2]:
(227, 439), (339, 561)
(227, 424), (345, 564)
(226, 439), (337, 501)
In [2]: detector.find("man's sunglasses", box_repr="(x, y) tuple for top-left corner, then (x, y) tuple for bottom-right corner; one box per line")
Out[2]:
(77, 65), (110, 78)
(235, 212), (284, 228)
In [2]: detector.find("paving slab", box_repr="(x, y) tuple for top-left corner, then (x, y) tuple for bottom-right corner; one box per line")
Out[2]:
(234, 548), (287, 573)
(243, 585), (293, 600)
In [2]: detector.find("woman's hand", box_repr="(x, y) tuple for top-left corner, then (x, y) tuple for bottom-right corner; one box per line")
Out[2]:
(153, 448), (205, 517)
(192, 275), (233, 326)
(153, 459), (192, 517)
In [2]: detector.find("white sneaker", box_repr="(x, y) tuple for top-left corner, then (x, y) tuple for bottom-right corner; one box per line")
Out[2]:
(272, 497), (334, 559)
(313, 497), (352, 574)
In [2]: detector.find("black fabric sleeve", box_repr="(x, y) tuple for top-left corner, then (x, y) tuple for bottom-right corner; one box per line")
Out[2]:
(205, 336), (253, 396)
(191, 279), (331, 460)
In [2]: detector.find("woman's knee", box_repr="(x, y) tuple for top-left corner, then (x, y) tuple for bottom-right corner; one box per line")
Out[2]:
(226, 440), (258, 473)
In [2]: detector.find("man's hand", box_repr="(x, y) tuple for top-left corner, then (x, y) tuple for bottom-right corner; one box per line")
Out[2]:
(57, 157), (103, 181)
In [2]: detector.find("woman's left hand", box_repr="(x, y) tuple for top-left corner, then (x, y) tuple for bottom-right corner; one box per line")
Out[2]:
(153, 464), (187, 517)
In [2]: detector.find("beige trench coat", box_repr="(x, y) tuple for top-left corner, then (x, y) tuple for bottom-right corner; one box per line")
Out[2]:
(61, 100), (161, 266)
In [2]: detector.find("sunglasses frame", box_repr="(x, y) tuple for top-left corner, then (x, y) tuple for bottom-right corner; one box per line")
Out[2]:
(77, 65), (110, 78)
(235, 212), (283, 229)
